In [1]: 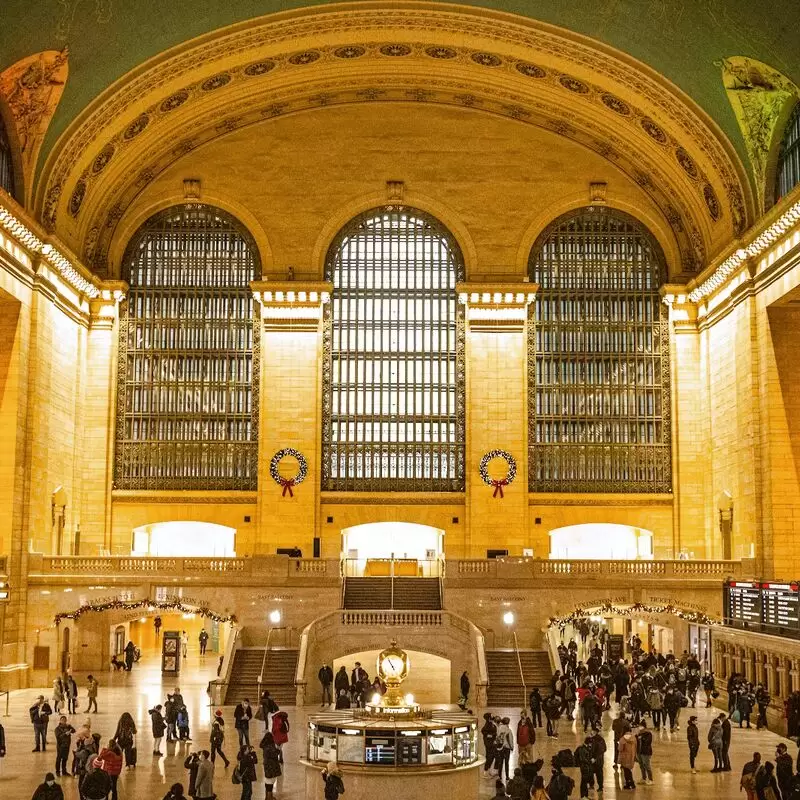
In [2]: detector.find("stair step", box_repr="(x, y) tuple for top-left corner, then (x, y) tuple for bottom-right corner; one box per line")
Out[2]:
(225, 648), (299, 706)
(486, 649), (552, 707)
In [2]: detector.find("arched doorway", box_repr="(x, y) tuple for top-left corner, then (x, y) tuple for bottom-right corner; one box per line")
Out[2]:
(549, 523), (654, 560)
(131, 521), (236, 557)
(341, 522), (444, 576)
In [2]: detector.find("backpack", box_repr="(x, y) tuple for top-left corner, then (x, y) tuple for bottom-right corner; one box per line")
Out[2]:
(741, 765), (762, 792)
(553, 748), (575, 768)
(548, 772), (575, 798)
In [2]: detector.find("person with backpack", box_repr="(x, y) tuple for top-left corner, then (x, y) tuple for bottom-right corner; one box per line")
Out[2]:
(516, 709), (536, 765)
(53, 716), (75, 777)
(741, 752), (763, 800)
(235, 744), (258, 800)
(259, 690), (279, 728)
(321, 762), (345, 800)
(259, 730), (282, 798)
(494, 716), (514, 782)
(635, 719), (654, 785)
(646, 684), (663, 730)
(149, 705), (167, 755)
(708, 718), (724, 772)
(573, 735), (595, 799)
(529, 688), (543, 727)
(663, 687), (683, 732)
(210, 710), (230, 768)
(687, 715), (700, 773)
(113, 712), (137, 768)
(176, 706), (191, 742)
(506, 767), (529, 800)
(481, 712), (498, 776)
(547, 764), (575, 800)
(271, 710), (290, 763)
(618, 730), (638, 790)
(755, 760), (780, 800)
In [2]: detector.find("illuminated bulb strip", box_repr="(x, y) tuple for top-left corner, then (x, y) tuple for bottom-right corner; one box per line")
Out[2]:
(0, 206), (100, 298)
(689, 199), (800, 303)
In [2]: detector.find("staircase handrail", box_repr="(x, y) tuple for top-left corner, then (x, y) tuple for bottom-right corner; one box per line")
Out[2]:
(257, 627), (274, 701)
(512, 630), (527, 707)
(215, 625), (241, 698)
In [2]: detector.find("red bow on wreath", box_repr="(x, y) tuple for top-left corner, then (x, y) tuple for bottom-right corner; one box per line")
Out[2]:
(280, 478), (295, 497)
(491, 479), (508, 499)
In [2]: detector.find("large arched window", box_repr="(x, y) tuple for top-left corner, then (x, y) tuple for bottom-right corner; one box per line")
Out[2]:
(114, 204), (260, 490)
(777, 102), (800, 202)
(0, 114), (17, 199)
(528, 207), (671, 493)
(322, 206), (465, 491)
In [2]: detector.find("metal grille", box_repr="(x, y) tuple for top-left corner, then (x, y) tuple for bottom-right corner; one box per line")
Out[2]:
(322, 206), (465, 492)
(0, 116), (16, 199)
(114, 204), (260, 490)
(777, 102), (800, 201)
(528, 208), (672, 493)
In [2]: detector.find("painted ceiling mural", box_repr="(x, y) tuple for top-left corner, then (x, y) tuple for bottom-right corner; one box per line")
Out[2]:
(0, 0), (798, 173)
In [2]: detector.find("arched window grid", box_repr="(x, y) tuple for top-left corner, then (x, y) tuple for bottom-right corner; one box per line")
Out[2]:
(114, 204), (260, 490)
(528, 208), (672, 493)
(777, 102), (800, 201)
(322, 206), (466, 492)
(0, 115), (17, 200)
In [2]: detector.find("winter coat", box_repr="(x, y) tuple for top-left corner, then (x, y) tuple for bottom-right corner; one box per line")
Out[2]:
(260, 736), (283, 780)
(79, 769), (111, 800)
(31, 782), (65, 800)
(618, 733), (638, 770)
(237, 748), (258, 783)
(195, 758), (214, 799)
(54, 722), (75, 750)
(271, 711), (290, 745)
(95, 747), (123, 776)
(210, 718), (225, 746)
(517, 718), (535, 747)
(334, 669), (350, 694)
(687, 721), (700, 748)
(506, 774), (529, 800)
(234, 703), (252, 730)
(319, 666), (334, 685)
(323, 771), (345, 800)
(460, 673), (471, 697)
(149, 708), (167, 737)
(636, 729), (653, 756)
(114, 719), (136, 749)
(707, 723), (723, 749)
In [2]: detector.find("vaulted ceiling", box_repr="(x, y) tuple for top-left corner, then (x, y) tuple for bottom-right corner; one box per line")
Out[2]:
(2, 0), (798, 168)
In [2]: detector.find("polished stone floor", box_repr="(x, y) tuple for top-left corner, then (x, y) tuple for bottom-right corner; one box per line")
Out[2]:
(0, 649), (795, 799)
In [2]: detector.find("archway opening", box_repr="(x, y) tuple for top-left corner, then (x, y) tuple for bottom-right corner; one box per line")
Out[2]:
(342, 522), (444, 576)
(332, 648), (451, 706)
(549, 523), (653, 560)
(131, 521), (236, 557)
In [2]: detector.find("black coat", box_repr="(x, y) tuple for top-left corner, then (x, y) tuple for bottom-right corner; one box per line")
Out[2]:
(460, 673), (470, 696)
(234, 703), (252, 729)
(237, 749), (258, 783)
(0, 722), (5, 757)
(31, 782), (64, 800)
(149, 709), (167, 737)
(319, 666), (334, 685)
(334, 669), (349, 693)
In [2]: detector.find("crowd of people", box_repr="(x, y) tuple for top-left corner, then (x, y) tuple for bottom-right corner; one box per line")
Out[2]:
(322, 660), (388, 709)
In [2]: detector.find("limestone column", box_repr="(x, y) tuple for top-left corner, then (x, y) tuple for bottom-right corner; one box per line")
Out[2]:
(790, 658), (800, 693)
(252, 282), (330, 557)
(743, 647), (754, 683)
(755, 650), (766, 686)
(777, 656), (789, 699)
(459, 284), (536, 558)
(766, 653), (777, 695)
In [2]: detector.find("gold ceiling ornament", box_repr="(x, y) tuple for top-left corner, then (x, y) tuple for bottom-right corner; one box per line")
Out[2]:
(718, 56), (799, 212)
(33, 4), (752, 276)
(0, 49), (68, 203)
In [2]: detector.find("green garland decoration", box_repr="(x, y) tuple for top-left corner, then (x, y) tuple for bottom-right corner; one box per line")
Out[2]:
(54, 599), (237, 626)
(548, 602), (720, 630)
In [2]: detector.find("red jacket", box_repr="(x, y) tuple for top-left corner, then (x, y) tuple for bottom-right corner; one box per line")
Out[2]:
(94, 748), (123, 776)
(271, 712), (289, 746)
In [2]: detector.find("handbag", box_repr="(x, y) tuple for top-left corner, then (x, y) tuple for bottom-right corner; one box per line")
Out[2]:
(254, 706), (265, 721)
(731, 709), (741, 724)
(232, 766), (242, 785)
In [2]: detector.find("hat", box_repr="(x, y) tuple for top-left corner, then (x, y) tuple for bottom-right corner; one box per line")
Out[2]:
(44, 773), (56, 782)
(689, 715), (698, 722)
(215, 709), (223, 717)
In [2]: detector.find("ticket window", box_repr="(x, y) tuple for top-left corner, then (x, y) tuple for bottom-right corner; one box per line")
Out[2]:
(427, 730), (453, 765)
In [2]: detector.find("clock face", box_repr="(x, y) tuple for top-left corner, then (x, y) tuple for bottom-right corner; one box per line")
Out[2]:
(381, 655), (404, 678)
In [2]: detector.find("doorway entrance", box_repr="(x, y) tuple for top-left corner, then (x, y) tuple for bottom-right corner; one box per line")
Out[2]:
(341, 522), (444, 577)
(131, 521), (236, 557)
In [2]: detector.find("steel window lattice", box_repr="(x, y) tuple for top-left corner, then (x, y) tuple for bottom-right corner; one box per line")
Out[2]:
(0, 116), (16, 199)
(114, 204), (260, 490)
(777, 102), (800, 202)
(322, 206), (465, 491)
(528, 208), (672, 493)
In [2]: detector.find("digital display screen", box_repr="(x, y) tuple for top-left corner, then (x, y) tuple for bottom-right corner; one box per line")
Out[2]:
(726, 582), (762, 625)
(761, 582), (800, 628)
(365, 736), (395, 765)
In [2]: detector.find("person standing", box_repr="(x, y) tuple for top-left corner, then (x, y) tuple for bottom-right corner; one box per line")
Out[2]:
(271, 710), (290, 762)
(199, 629), (209, 656)
(318, 663), (334, 707)
(321, 763), (345, 800)
(183, 751), (200, 797)
(636, 719), (654, 785)
(755, 761), (781, 800)
(259, 730), (282, 798)
(114, 712), (137, 768)
(708, 718), (724, 772)
(574, 735), (596, 800)
(0, 719), (6, 760)
(721, 712), (733, 771)
(53, 716), (74, 777)
(149, 705), (167, 756)
(529, 687), (543, 728)
(123, 641), (136, 671)
(94, 739), (123, 800)
(210, 710), (230, 768)
(85, 676), (98, 713)
(618, 729), (638, 790)
(460, 670), (471, 705)
(740, 752), (763, 800)
(506, 767), (529, 800)
(589, 727), (606, 793)
(516, 709), (535, 765)
(334, 666), (349, 699)
(530, 775), (549, 800)
(494, 716), (514, 782)
(154, 616), (162, 639)
(481, 712), (497, 776)
(236, 744), (258, 800)
(181, 631), (189, 660)
(776, 743), (794, 799)
(162, 783), (187, 800)
(31, 772), (64, 800)
(194, 751), (215, 800)
(51, 679), (64, 715)
(30, 695), (52, 752)
(234, 699), (253, 747)
(260, 690), (279, 728)
(687, 715), (700, 773)
(64, 675), (78, 715)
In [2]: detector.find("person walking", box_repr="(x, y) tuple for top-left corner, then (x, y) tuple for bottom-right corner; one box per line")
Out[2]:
(318, 664), (334, 707)
(618, 729), (638, 790)
(271, 710), (290, 762)
(235, 744), (258, 800)
(234, 699), (253, 747)
(590, 727), (606, 793)
(481, 712), (498, 777)
(516, 709), (535, 765)
(740, 752), (763, 800)
(194, 751), (215, 800)
(94, 739), (123, 800)
(123, 641), (136, 671)
(636, 719), (654, 785)
(85, 676), (98, 714)
(181, 631), (189, 660)
(460, 670), (471, 706)
(210, 710), (230, 768)
(259, 730), (282, 799)
(53, 716), (74, 777)
(755, 761), (781, 800)
(721, 712), (733, 771)
(114, 712), (137, 768)
(687, 715), (700, 773)
(259, 690), (279, 728)
(31, 772), (64, 800)
(149, 705), (167, 755)
(322, 763), (345, 800)
(776, 744), (794, 799)
(30, 695), (53, 752)
(199, 629), (209, 656)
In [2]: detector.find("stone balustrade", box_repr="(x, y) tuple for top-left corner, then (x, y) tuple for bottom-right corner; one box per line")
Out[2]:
(340, 610), (443, 627)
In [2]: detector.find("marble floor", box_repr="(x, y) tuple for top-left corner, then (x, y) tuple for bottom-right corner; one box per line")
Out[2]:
(0, 650), (794, 799)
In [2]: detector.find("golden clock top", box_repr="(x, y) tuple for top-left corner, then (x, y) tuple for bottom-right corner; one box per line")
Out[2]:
(379, 639), (407, 661)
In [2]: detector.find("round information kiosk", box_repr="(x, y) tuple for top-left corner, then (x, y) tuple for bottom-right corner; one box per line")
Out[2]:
(301, 641), (482, 800)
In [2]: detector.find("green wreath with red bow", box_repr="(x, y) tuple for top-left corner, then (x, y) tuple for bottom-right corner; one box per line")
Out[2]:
(479, 449), (517, 498)
(270, 448), (308, 497)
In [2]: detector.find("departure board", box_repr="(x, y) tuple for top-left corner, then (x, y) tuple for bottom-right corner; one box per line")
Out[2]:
(365, 736), (396, 765)
(726, 581), (762, 626)
(761, 582), (800, 628)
